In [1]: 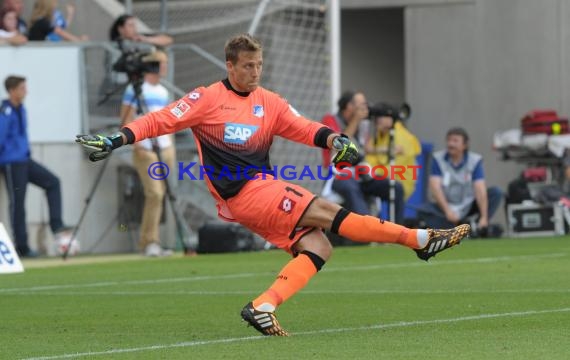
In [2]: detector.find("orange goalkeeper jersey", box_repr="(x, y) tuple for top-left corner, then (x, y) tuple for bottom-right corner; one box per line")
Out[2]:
(125, 79), (331, 218)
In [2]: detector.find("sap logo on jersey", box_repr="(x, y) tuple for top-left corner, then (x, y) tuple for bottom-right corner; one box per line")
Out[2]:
(224, 123), (259, 144)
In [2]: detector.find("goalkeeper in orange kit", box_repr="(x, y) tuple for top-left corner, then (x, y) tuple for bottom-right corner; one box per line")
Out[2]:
(76, 33), (470, 336)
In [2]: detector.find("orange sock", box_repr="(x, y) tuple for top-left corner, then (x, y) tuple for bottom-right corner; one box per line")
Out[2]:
(253, 253), (318, 310)
(337, 211), (422, 249)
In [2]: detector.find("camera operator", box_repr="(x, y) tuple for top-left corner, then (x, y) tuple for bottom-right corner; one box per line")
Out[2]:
(321, 91), (404, 223)
(120, 51), (175, 257)
(365, 104), (421, 201)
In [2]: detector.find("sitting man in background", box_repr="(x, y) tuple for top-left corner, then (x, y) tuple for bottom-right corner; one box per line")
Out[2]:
(0, 75), (72, 257)
(321, 91), (404, 224)
(418, 127), (503, 233)
(365, 104), (421, 202)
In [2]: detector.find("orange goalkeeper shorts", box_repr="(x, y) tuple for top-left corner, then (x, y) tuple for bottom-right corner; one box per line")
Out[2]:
(226, 174), (317, 254)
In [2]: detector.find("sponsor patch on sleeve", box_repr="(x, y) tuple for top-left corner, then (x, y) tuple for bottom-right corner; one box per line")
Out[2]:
(187, 90), (201, 102)
(170, 100), (191, 119)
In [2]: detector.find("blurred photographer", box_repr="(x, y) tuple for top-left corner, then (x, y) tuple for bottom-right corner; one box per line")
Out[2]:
(109, 14), (173, 48)
(365, 104), (421, 201)
(120, 51), (175, 257)
(104, 14), (172, 95)
(321, 91), (404, 223)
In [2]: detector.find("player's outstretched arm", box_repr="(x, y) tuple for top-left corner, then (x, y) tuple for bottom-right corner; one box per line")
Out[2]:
(273, 98), (359, 166)
(76, 87), (207, 162)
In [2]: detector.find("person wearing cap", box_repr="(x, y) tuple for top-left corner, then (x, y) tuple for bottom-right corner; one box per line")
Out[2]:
(418, 127), (503, 232)
(120, 50), (175, 257)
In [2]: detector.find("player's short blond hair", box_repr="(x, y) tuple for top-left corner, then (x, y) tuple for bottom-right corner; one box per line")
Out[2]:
(225, 33), (262, 64)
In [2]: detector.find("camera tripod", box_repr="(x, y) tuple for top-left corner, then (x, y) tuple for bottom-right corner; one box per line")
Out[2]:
(62, 76), (197, 259)
(128, 76), (197, 255)
(370, 119), (401, 223)
(369, 103), (411, 223)
(386, 125), (397, 223)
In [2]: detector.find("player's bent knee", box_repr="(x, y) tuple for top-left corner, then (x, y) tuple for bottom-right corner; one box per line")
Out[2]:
(293, 230), (333, 261)
(299, 197), (343, 229)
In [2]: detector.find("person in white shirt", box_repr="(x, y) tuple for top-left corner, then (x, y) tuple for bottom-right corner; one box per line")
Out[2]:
(120, 51), (175, 257)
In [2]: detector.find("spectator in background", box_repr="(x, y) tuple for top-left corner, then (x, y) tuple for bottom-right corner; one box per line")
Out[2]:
(417, 127), (503, 232)
(1, 0), (27, 36)
(365, 107), (421, 201)
(28, 0), (87, 42)
(109, 14), (173, 48)
(321, 91), (405, 223)
(45, 1), (75, 41)
(119, 51), (175, 257)
(0, 7), (28, 45)
(0, 75), (73, 257)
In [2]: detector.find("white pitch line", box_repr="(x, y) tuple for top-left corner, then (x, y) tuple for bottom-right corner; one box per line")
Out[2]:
(2, 252), (566, 294)
(20, 307), (570, 360)
(0, 272), (269, 293)
(4, 288), (570, 297)
(324, 252), (567, 273)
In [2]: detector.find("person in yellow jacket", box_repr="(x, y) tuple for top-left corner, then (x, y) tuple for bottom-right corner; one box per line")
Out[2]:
(365, 113), (421, 200)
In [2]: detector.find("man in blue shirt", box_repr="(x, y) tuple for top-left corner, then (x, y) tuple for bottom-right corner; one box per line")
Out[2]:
(0, 75), (70, 257)
(418, 127), (503, 232)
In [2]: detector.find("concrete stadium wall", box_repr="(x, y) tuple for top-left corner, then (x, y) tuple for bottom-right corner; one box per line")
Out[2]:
(342, 0), (569, 226)
(341, 8), (405, 104)
(9, 0), (568, 232)
(2, 0), (179, 255)
(405, 0), (569, 225)
(0, 45), (175, 255)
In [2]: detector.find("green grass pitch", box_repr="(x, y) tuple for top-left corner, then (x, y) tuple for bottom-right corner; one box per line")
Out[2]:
(1, 236), (569, 359)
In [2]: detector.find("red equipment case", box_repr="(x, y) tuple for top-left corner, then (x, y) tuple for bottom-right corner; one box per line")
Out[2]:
(521, 109), (569, 135)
